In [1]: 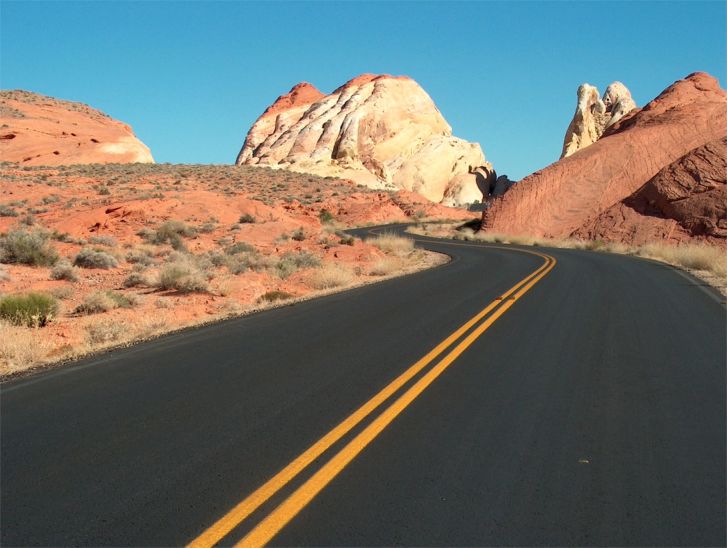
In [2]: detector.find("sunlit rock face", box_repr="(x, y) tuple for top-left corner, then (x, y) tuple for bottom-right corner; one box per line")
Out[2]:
(236, 74), (487, 206)
(0, 90), (153, 165)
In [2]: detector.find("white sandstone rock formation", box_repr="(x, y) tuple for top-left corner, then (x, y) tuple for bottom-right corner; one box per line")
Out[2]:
(561, 81), (637, 158)
(236, 74), (487, 205)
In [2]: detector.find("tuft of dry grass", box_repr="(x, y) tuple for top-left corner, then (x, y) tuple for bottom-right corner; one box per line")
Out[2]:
(0, 321), (52, 374)
(367, 233), (415, 256)
(636, 242), (727, 277)
(307, 263), (355, 289)
(369, 257), (403, 276)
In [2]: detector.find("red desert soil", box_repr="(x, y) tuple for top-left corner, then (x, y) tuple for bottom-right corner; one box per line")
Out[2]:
(0, 90), (153, 165)
(482, 72), (727, 247)
(0, 162), (476, 376)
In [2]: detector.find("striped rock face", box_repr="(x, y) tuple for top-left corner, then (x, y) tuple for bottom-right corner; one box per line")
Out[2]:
(0, 90), (153, 166)
(236, 74), (486, 206)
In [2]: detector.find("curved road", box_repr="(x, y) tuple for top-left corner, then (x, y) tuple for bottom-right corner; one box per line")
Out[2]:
(2, 225), (725, 546)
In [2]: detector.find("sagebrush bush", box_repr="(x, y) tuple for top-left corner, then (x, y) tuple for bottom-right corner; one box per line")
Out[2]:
(143, 220), (196, 250)
(74, 248), (118, 269)
(225, 241), (256, 255)
(239, 213), (256, 223)
(318, 209), (335, 223)
(123, 272), (149, 288)
(156, 256), (209, 292)
(0, 292), (59, 327)
(85, 319), (126, 344)
(0, 229), (59, 266)
(75, 291), (137, 315)
(0, 204), (18, 217)
(275, 251), (321, 279)
(291, 228), (306, 241)
(88, 234), (117, 247)
(50, 259), (79, 281)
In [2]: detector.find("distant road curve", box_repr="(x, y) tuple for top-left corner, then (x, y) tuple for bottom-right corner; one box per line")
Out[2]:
(2, 224), (724, 547)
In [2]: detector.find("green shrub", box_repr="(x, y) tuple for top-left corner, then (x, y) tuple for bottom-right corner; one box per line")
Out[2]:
(74, 248), (118, 269)
(319, 209), (335, 223)
(0, 292), (58, 327)
(0, 230), (59, 266)
(50, 260), (79, 281)
(144, 220), (197, 250)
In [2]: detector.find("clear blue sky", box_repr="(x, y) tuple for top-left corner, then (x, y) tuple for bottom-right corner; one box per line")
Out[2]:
(1, 1), (724, 179)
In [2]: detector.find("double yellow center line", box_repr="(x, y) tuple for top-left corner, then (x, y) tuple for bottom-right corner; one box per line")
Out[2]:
(189, 241), (556, 547)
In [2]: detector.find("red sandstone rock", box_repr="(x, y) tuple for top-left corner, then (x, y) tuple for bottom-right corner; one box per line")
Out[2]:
(574, 138), (727, 245)
(0, 90), (153, 165)
(482, 72), (727, 246)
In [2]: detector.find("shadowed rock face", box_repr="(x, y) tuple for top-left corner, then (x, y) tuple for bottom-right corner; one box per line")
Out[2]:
(561, 81), (636, 158)
(0, 90), (153, 165)
(482, 72), (727, 246)
(574, 137), (727, 245)
(236, 74), (486, 206)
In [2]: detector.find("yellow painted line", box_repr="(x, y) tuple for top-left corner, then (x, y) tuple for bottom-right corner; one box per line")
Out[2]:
(238, 254), (556, 547)
(188, 238), (554, 548)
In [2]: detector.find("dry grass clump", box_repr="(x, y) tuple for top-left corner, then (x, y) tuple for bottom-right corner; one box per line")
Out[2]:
(636, 243), (727, 277)
(0, 321), (52, 374)
(369, 257), (403, 276)
(88, 234), (117, 247)
(85, 319), (126, 344)
(307, 263), (355, 289)
(123, 271), (150, 288)
(0, 292), (59, 327)
(156, 254), (209, 292)
(50, 259), (79, 281)
(142, 220), (197, 250)
(75, 290), (137, 315)
(74, 247), (118, 269)
(367, 233), (415, 256)
(0, 229), (59, 266)
(258, 290), (294, 303)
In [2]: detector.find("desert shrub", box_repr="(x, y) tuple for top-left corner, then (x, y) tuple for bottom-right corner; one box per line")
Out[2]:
(126, 247), (155, 266)
(143, 220), (196, 250)
(49, 286), (73, 300)
(50, 259), (79, 281)
(89, 234), (117, 247)
(0, 229), (59, 266)
(74, 248), (118, 269)
(198, 221), (217, 233)
(156, 256), (209, 292)
(239, 213), (256, 223)
(338, 235), (355, 246)
(319, 209), (335, 223)
(308, 263), (354, 289)
(225, 241), (256, 255)
(367, 233), (415, 256)
(75, 290), (136, 315)
(0, 292), (58, 327)
(291, 228), (306, 241)
(0, 266), (9, 282)
(123, 272), (149, 288)
(275, 251), (321, 279)
(0, 204), (18, 217)
(258, 290), (294, 303)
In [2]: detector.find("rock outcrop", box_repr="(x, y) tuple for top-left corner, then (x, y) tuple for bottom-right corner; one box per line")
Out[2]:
(561, 81), (636, 158)
(574, 137), (727, 245)
(482, 72), (727, 246)
(0, 90), (153, 165)
(236, 74), (486, 205)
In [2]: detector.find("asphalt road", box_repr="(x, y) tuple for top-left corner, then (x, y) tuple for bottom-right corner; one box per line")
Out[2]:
(2, 224), (725, 547)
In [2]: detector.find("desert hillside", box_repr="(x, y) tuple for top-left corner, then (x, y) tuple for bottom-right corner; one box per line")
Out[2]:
(0, 90), (153, 165)
(237, 74), (487, 206)
(482, 72), (727, 247)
